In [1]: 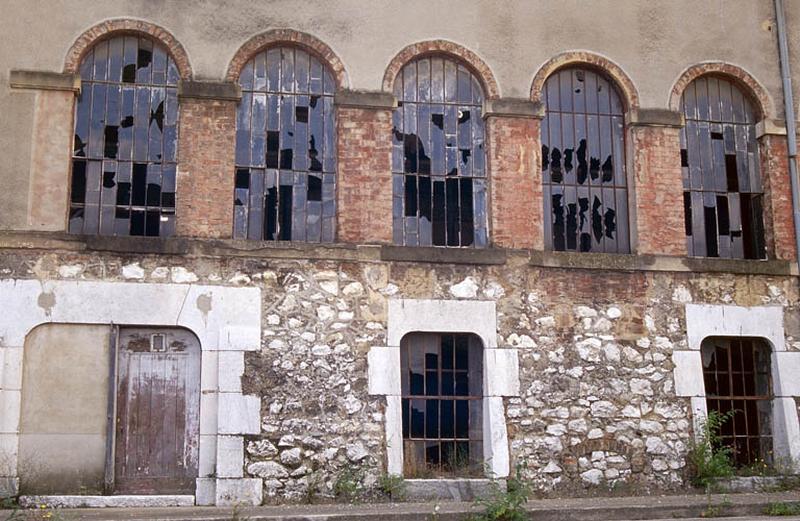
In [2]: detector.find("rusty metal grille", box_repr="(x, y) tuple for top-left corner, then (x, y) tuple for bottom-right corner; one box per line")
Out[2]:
(391, 58), (487, 248)
(401, 333), (483, 477)
(702, 337), (772, 467)
(680, 76), (765, 259)
(233, 47), (336, 242)
(541, 67), (629, 253)
(70, 35), (180, 237)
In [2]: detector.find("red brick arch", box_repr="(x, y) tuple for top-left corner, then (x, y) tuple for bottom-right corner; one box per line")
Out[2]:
(530, 51), (639, 111)
(382, 40), (500, 99)
(669, 62), (773, 120)
(225, 29), (348, 89)
(64, 18), (192, 79)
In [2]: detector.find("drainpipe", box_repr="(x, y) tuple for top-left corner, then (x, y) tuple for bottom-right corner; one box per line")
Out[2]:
(774, 0), (800, 271)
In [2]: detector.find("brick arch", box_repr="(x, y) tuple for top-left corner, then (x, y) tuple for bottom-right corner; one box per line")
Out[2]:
(225, 29), (348, 89)
(381, 40), (500, 99)
(64, 18), (192, 79)
(530, 51), (639, 111)
(669, 62), (773, 120)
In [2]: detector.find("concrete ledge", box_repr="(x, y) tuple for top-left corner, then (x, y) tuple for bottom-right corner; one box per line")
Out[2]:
(483, 98), (544, 119)
(9, 70), (80, 92)
(626, 108), (683, 128)
(334, 90), (396, 109)
(381, 245), (507, 265)
(18, 495), (194, 508)
(85, 235), (190, 255)
(178, 81), (241, 101)
(404, 479), (501, 501)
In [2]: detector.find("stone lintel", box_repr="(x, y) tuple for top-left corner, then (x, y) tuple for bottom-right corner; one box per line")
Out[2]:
(755, 118), (793, 138)
(177, 80), (242, 101)
(625, 108), (683, 128)
(9, 70), (80, 92)
(483, 98), (544, 119)
(334, 90), (396, 110)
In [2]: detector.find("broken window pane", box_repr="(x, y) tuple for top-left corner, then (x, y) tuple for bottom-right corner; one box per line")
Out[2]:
(401, 333), (483, 478)
(69, 35), (179, 237)
(233, 47), (336, 242)
(680, 76), (765, 259)
(392, 58), (487, 248)
(541, 68), (630, 253)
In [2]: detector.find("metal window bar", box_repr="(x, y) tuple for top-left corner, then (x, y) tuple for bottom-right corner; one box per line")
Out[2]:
(701, 337), (773, 467)
(401, 333), (484, 477)
(541, 67), (629, 254)
(233, 47), (336, 242)
(69, 35), (179, 237)
(392, 57), (487, 248)
(680, 76), (766, 259)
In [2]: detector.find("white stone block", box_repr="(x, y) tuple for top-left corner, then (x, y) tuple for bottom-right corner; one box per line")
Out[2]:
(218, 351), (245, 393)
(216, 436), (244, 478)
(385, 395), (403, 476)
(199, 434), (217, 478)
(485, 349), (520, 397)
(772, 397), (800, 472)
(0, 434), (18, 475)
(387, 299), (497, 348)
(773, 351), (800, 396)
(484, 397), (509, 478)
(218, 394), (261, 435)
(1, 347), (23, 391)
(0, 391), (20, 434)
(672, 350), (704, 397)
(215, 478), (262, 506)
(218, 326), (261, 352)
(690, 396), (708, 442)
(195, 477), (216, 506)
(367, 347), (400, 396)
(685, 304), (785, 351)
(200, 392), (218, 435)
(201, 351), (219, 392)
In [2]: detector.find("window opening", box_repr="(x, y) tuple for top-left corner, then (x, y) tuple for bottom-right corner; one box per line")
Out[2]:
(541, 67), (629, 253)
(701, 337), (772, 467)
(680, 76), (766, 259)
(392, 58), (487, 247)
(233, 47), (336, 241)
(70, 35), (179, 236)
(401, 333), (483, 477)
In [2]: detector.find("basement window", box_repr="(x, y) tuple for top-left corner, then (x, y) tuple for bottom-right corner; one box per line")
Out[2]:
(391, 58), (487, 247)
(679, 76), (766, 259)
(541, 67), (630, 253)
(69, 35), (179, 237)
(701, 337), (772, 467)
(233, 47), (336, 242)
(401, 333), (484, 477)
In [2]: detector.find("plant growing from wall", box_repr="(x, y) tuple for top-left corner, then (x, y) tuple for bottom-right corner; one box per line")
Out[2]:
(333, 465), (365, 502)
(687, 410), (736, 489)
(377, 473), (406, 501)
(471, 464), (531, 521)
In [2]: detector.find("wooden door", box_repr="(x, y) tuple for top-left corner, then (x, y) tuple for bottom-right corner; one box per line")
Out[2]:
(114, 327), (200, 494)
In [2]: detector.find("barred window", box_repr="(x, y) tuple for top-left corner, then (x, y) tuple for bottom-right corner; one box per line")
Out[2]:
(392, 57), (487, 248)
(680, 76), (765, 259)
(70, 35), (179, 236)
(233, 47), (336, 242)
(401, 333), (483, 477)
(541, 68), (629, 253)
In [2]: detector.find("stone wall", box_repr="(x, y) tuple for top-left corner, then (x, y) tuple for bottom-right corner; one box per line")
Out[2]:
(1, 239), (798, 500)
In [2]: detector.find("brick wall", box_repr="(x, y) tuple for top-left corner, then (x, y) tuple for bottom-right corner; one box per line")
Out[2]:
(486, 116), (541, 249)
(630, 125), (687, 256)
(176, 98), (236, 238)
(760, 134), (796, 261)
(336, 106), (393, 244)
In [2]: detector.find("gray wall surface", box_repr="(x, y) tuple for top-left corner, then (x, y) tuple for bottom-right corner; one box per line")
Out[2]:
(1, 0), (799, 230)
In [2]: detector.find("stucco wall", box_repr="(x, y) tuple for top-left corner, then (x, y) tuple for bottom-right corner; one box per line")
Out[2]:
(1, 0), (798, 230)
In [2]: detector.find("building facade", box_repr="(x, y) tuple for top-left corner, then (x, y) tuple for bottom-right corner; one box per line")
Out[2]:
(1, 0), (800, 506)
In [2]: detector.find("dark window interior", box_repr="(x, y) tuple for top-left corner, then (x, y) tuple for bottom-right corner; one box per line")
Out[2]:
(70, 35), (179, 237)
(401, 333), (483, 477)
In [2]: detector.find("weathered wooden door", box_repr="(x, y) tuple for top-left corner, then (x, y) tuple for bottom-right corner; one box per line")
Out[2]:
(114, 327), (200, 494)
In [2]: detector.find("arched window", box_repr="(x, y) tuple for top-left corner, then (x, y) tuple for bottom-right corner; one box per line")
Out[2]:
(541, 67), (629, 253)
(680, 76), (765, 259)
(391, 57), (487, 248)
(233, 47), (336, 241)
(70, 35), (180, 236)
